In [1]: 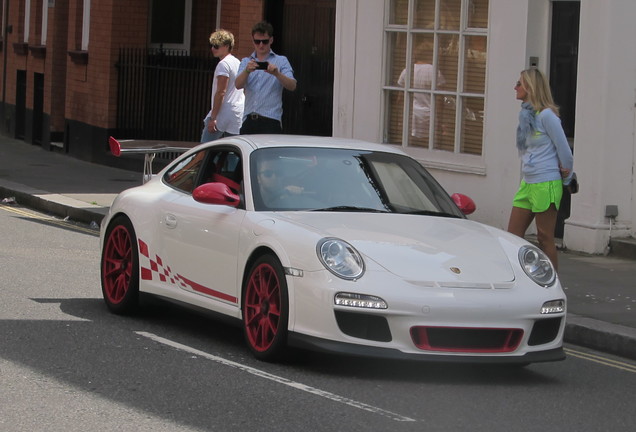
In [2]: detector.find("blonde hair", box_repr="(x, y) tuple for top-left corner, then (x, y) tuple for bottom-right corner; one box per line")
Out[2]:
(520, 68), (560, 116)
(209, 29), (235, 50)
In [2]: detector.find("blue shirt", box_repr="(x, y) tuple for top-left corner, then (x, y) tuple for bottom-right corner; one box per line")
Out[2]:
(519, 108), (574, 184)
(238, 50), (295, 122)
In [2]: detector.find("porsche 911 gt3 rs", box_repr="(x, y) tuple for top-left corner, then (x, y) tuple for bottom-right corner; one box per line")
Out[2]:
(100, 135), (566, 364)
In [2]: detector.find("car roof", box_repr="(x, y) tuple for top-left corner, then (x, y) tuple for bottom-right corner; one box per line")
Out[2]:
(225, 134), (408, 155)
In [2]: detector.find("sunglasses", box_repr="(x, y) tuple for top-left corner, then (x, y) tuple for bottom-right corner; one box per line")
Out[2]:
(210, 44), (220, 49)
(259, 169), (276, 178)
(253, 38), (270, 45)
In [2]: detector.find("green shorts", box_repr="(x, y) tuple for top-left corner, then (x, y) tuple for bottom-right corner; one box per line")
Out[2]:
(513, 180), (563, 213)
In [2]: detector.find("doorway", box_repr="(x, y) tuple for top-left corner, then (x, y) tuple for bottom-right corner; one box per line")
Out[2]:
(265, 0), (335, 136)
(33, 73), (44, 146)
(16, 70), (27, 140)
(550, 1), (579, 239)
(550, 1), (579, 138)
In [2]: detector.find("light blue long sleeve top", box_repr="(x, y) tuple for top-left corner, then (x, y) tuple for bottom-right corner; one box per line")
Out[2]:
(519, 108), (574, 185)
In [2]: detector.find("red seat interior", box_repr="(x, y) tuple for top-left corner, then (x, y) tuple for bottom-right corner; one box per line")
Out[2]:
(211, 173), (240, 192)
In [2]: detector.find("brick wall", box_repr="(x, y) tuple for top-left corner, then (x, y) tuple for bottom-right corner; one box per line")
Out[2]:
(0, 0), (268, 149)
(192, 1), (218, 53)
(217, 0), (242, 56)
(3, 0), (29, 107)
(64, 0), (149, 129)
(191, 0), (263, 60)
(235, 0), (265, 59)
(64, 0), (89, 125)
(46, 0), (70, 135)
(29, 0), (42, 45)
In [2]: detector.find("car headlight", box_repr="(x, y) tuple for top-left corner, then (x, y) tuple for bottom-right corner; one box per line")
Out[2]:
(317, 238), (365, 280)
(518, 245), (556, 287)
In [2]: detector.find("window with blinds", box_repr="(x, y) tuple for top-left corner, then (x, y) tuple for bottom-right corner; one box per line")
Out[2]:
(384, 0), (488, 156)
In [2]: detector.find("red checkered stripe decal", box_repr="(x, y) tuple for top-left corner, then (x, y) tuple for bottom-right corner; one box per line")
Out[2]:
(138, 239), (238, 304)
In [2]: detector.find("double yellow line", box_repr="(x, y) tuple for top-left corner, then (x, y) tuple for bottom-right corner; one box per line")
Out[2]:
(0, 203), (99, 236)
(565, 347), (636, 373)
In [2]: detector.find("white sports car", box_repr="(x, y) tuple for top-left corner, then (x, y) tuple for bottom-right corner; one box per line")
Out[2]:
(100, 135), (566, 364)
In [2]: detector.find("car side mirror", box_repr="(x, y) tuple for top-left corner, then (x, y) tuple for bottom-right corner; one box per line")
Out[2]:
(451, 193), (476, 215)
(193, 183), (240, 208)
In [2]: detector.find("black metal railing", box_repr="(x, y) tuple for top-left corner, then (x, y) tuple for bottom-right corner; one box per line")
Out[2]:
(115, 47), (217, 148)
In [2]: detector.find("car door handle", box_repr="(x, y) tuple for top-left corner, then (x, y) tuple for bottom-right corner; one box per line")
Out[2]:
(164, 213), (177, 229)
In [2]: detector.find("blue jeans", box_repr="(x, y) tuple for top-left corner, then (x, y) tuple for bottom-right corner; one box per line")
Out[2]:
(201, 117), (224, 143)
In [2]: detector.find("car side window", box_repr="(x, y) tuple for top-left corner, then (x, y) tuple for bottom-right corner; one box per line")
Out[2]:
(200, 149), (243, 193)
(164, 151), (207, 194)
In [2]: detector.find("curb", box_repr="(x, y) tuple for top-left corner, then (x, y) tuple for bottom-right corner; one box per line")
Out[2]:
(609, 237), (636, 261)
(0, 181), (108, 226)
(565, 314), (636, 360)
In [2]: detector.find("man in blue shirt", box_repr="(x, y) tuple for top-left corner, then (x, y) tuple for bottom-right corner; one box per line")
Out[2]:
(235, 21), (297, 134)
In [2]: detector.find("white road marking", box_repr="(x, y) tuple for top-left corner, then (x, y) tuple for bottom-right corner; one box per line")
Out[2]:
(136, 331), (416, 422)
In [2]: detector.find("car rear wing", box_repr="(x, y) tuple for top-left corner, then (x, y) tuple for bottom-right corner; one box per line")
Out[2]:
(108, 136), (198, 183)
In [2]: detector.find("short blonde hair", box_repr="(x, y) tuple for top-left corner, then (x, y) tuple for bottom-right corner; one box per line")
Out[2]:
(209, 29), (235, 50)
(520, 68), (560, 116)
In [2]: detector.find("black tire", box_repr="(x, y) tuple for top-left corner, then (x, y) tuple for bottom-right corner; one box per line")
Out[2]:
(100, 216), (140, 315)
(242, 254), (289, 361)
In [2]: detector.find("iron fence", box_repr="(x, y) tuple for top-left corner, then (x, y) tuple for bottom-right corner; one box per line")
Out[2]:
(115, 48), (216, 153)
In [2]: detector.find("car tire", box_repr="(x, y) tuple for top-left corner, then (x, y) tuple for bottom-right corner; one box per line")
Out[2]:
(101, 216), (140, 315)
(242, 254), (289, 361)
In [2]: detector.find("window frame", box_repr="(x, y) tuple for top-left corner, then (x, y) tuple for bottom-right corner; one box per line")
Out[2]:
(163, 150), (208, 194)
(41, 0), (48, 45)
(24, 0), (30, 43)
(163, 146), (244, 197)
(148, 0), (192, 53)
(382, 0), (489, 166)
(81, 0), (90, 50)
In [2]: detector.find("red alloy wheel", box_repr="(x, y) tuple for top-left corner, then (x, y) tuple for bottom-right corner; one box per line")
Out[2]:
(243, 256), (288, 360)
(103, 226), (132, 303)
(101, 217), (139, 314)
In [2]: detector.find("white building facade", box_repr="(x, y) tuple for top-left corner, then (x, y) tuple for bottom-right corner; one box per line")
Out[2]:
(331, 0), (636, 255)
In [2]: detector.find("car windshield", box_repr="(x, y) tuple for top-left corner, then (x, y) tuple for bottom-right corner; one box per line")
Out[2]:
(250, 147), (464, 218)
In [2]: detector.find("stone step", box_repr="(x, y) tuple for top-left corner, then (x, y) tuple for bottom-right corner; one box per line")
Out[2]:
(609, 237), (636, 260)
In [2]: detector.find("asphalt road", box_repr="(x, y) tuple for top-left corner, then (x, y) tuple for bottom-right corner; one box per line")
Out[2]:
(1, 204), (636, 432)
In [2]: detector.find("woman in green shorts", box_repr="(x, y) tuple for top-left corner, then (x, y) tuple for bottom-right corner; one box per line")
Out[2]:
(508, 68), (574, 270)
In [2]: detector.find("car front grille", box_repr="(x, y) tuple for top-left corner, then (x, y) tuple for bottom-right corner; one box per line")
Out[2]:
(410, 326), (524, 353)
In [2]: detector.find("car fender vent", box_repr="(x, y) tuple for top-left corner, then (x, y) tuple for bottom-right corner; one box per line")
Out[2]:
(528, 317), (562, 346)
(335, 311), (392, 342)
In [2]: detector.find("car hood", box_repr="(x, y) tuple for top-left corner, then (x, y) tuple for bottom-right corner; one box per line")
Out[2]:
(275, 213), (515, 285)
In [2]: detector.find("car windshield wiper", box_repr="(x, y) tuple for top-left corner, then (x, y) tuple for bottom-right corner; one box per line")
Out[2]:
(399, 210), (461, 218)
(311, 206), (390, 213)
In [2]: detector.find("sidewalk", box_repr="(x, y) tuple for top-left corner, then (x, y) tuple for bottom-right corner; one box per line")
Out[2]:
(2, 136), (635, 361)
